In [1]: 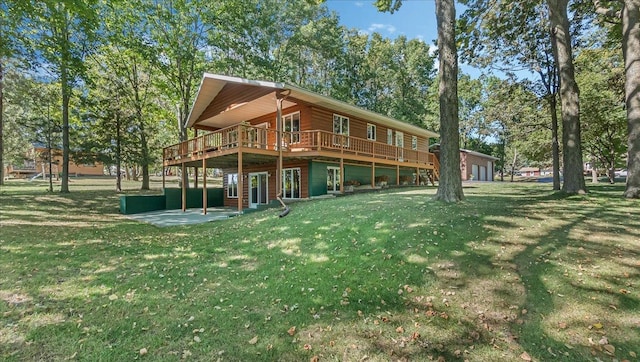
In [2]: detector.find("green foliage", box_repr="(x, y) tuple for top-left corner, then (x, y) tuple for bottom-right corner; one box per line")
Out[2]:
(575, 46), (626, 176)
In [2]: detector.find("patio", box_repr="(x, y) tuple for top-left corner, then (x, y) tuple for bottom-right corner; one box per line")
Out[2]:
(123, 207), (240, 227)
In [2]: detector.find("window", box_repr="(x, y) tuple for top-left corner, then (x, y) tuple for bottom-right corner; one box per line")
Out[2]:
(412, 136), (418, 150)
(227, 173), (238, 198)
(333, 114), (349, 146)
(282, 168), (301, 199)
(283, 112), (300, 144)
(387, 129), (393, 145)
(367, 123), (376, 141)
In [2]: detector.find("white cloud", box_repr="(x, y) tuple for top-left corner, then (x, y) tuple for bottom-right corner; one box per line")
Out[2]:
(368, 23), (397, 34)
(354, 1), (364, 7)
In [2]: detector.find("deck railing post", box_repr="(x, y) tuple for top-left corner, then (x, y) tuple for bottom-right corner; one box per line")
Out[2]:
(202, 157), (207, 215)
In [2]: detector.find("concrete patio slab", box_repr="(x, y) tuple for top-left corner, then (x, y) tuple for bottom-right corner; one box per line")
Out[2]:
(124, 207), (240, 227)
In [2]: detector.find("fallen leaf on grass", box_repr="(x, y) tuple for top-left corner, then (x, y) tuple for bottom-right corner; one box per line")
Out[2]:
(288, 326), (296, 336)
(603, 344), (615, 355)
(139, 348), (148, 356)
(520, 351), (532, 361)
(590, 323), (603, 330)
(629, 351), (636, 358)
(303, 344), (312, 350)
(108, 294), (118, 301)
(558, 322), (567, 329)
(310, 356), (319, 362)
(248, 336), (258, 345)
(396, 326), (404, 333)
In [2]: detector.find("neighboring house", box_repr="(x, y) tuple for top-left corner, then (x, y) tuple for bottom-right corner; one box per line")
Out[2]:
(459, 149), (498, 181)
(6, 143), (104, 179)
(519, 167), (540, 177)
(429, 145), (497, 181)
(163, 73), (440, 212)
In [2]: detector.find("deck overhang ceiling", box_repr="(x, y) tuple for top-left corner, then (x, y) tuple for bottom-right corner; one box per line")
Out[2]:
(187, 73), (439, 139)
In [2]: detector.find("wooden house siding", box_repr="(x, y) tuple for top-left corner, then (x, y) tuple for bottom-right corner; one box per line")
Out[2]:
(222, 161), (309, 208)
(309, 106), (430, 151)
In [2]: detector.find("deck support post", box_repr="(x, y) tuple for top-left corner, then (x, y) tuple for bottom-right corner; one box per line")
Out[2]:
(371, 162), (375, 188)
(202, 158), (207, 215)
(162, 165), (165, 189)
(396, 164), (400, 186)
(181, 162), (186, 212)
(194, 167), (198, 189)
(416, 167), (420, 185)
(238, 150), (243, 212)
(340, 157), (344, 193)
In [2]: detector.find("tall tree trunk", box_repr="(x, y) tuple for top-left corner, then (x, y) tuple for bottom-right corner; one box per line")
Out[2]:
(61, 64), (70, 193)
(591, 156), (599, 183)
(433, 0), (464, 202)
(116, 111), (122, 192)
(0, 61), (4, 186)
(510, 148), (517, 182)
(549, 95), (561, 190)
(140, 120), (150, 190)
(47, 105), (53, 193)
(59, 8), (71, 194)
(48, 138), (53, 192)
(548, 0), (586, 194)
(623, 0), (640, 198)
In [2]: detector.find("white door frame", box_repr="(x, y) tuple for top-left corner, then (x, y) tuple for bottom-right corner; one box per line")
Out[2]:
(327, 166), (341, 193)
(248, 172), (268, 208)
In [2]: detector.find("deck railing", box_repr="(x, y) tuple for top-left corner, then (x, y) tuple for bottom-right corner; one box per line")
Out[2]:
(163, 123), (438, 167)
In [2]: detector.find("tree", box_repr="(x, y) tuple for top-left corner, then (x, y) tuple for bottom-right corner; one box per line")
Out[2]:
(0, 1), (32, 185)
(548, 0), (586, 194)
(576, 46), (626, 183)
(433, 0), (464, 201)
(457, 74), (484, 149)
(459, 0), (563, 190)
(592, 0), (640, 197)
(376, 0), (463, 202)
(28, 0), (100, 193)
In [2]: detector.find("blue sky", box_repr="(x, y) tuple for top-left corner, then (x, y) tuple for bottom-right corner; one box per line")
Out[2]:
(324, 0), (437, 45)
(324, 1), (483, 75)
(324, 1), (526, 79)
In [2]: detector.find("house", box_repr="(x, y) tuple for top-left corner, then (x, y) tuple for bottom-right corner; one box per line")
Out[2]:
(459, 149), (498, 181)
(162, 73), (440, 212)
(429, 145), (497, 181)
(5, 143), (104, 179)
(518, 167), (540, 177)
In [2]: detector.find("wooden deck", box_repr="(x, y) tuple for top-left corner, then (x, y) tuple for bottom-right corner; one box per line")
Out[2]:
(163, 123), (440, 173)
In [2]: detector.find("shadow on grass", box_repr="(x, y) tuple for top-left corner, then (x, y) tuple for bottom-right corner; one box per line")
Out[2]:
(0, 183), (638, 361)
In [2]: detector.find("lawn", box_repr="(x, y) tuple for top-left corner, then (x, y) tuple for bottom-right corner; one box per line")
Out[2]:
(0, 179), (638, 361)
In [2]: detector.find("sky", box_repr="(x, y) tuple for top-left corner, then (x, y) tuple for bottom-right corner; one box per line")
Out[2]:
(323, 1), (525, 79)
(324, 0), (438, 45)
(324, 0), (483, 75)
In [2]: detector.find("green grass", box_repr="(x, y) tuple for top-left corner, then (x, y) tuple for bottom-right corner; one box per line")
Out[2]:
(0, 179), (638, 361)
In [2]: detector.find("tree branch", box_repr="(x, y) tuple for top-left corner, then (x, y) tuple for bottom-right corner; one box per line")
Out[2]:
(592, 0), (621, 19)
